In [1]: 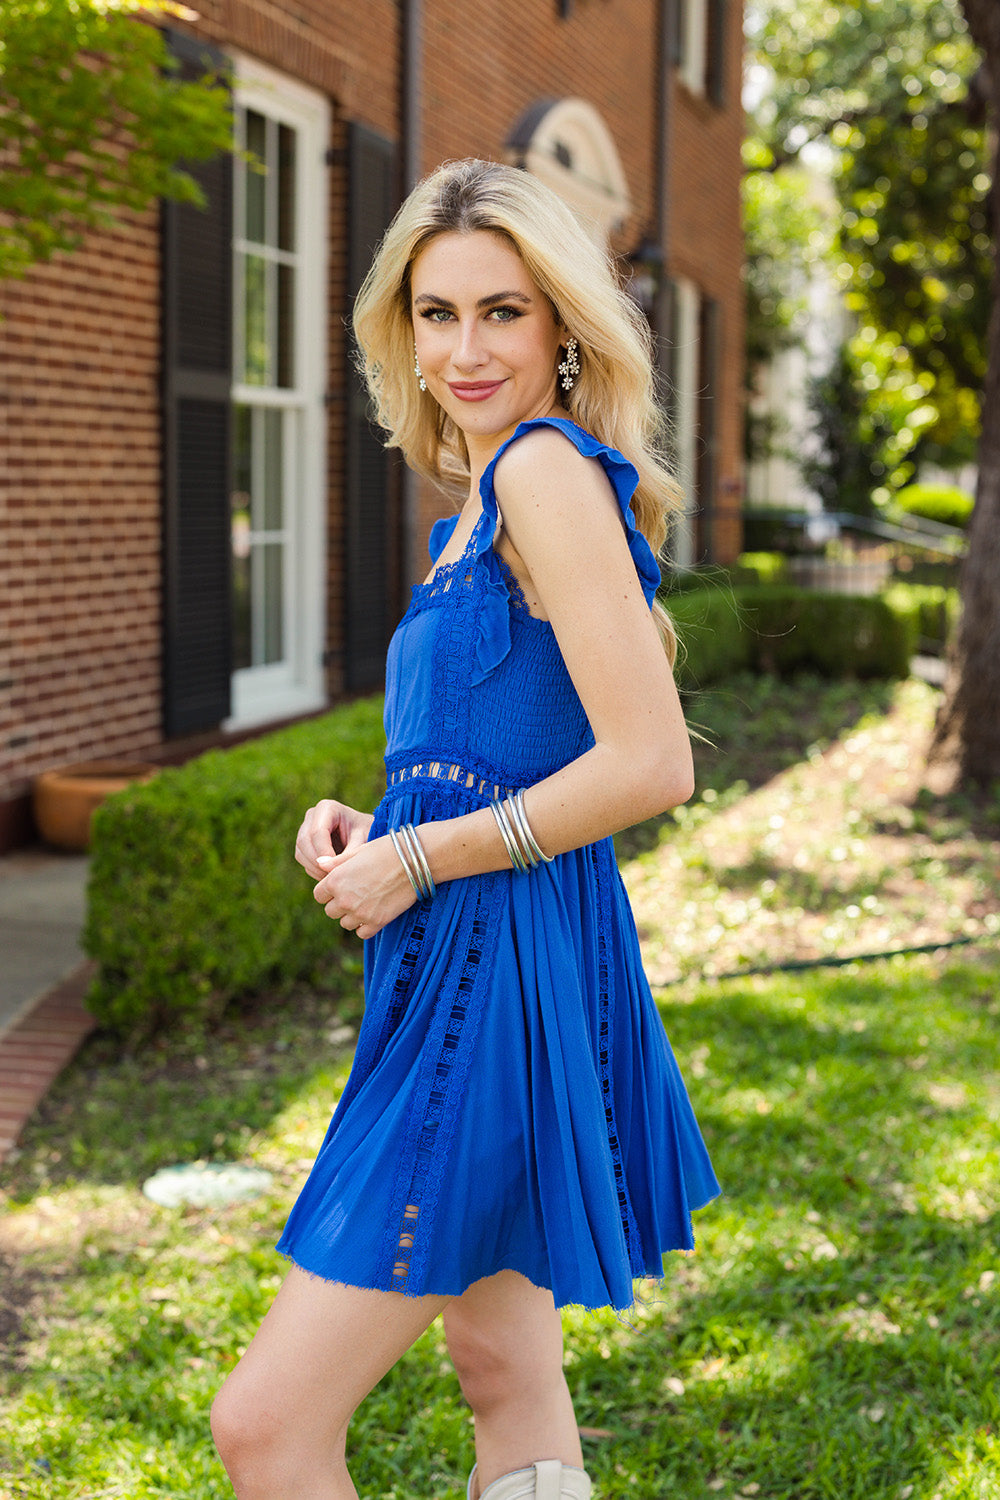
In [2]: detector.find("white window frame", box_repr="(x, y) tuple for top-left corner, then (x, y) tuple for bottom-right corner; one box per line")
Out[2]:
(227, 55), (329, 730)
(672, 277), (701, 569)
(679, 0), (709, 97)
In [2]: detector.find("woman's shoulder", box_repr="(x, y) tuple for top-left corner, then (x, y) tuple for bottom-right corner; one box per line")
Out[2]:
(486, 417), (637, 519)
(495, 418), (598, 476)
(485, 416), (660, 604)
(488, 417), (627, 500)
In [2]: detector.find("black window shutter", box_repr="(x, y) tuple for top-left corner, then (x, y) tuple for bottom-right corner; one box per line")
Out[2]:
(345, 123), (399, 692)
(706, 0), (727, 107)
(161, 30), (233, 736)
(671, 0), (686, 68)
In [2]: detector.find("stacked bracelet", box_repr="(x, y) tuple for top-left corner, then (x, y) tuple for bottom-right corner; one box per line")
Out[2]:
(491, 790), (553, 872)
(389, 823), (437, 900)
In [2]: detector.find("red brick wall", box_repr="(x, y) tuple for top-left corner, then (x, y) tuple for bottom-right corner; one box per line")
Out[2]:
(422, 0), (657, 234)
(0, 210), (164, 846)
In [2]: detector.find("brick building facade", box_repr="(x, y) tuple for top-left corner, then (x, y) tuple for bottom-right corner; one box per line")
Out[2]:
(0, 0), (744, 849)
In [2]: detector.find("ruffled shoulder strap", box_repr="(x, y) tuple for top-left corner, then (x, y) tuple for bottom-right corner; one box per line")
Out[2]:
(478, 417), (661, 604)
(427, 513), (460, 562)
(466, 418), (662, 685)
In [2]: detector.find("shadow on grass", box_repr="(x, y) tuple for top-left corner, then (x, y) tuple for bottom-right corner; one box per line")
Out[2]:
(617, 673), (900, 863)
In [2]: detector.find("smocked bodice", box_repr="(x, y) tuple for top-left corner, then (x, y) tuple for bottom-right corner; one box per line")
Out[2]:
(382, 416), (660, 797)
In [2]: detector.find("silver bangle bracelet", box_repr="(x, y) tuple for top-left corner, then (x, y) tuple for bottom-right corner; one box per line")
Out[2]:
(491, 793), (551, 872)
(490, 798), (528, 872)
(510, 790), (553, 866)
(389, 827), (423, 899)
(399, 822), (436, 899)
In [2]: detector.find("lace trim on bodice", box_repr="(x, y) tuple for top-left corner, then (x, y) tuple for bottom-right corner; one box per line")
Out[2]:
(413, 526), (537, 619)
(388, 757), (517, 804)
(411, 551), (475, 607)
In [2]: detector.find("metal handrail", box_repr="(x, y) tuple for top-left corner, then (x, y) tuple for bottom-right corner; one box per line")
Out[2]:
(772, 510), (967, 556)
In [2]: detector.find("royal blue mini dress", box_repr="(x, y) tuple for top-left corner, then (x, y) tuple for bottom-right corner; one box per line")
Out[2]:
(277, 417), (719, 1312)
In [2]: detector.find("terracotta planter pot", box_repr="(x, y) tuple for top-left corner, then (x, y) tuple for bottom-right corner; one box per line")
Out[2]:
(33, 761), (159, 851)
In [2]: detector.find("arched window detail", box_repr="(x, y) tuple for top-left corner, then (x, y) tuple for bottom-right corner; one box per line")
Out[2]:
(505, 98), (631, 246)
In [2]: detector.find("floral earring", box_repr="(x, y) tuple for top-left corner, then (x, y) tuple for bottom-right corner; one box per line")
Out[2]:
(558, 336), (580, 392)
(414, 342), (426, 392)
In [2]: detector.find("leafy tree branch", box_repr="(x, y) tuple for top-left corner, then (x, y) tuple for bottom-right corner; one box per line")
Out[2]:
(0, 0), (233, 280)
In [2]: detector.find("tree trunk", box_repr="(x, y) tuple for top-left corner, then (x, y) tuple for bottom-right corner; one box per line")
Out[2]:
(932, 0), (1000, 782)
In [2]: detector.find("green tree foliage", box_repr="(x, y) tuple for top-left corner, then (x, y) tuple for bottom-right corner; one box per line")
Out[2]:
(742, 138), (836, 464)
(802, 343), (890, 515)
(804, 328), (940, 514)
(748, 0), (987, 471)
(0, 0), (233, 281)
(742, 139), (834, 371)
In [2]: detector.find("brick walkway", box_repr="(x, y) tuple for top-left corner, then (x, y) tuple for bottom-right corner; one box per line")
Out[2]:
(0, 963), (97, 1164)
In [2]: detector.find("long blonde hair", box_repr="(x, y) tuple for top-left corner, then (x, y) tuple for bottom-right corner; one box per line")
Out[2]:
(352, 158), (681, 660)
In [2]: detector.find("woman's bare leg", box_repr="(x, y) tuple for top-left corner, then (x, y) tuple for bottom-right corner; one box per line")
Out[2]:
(211, 1264), (449, 1499)
(443, 1272), (583, 1496)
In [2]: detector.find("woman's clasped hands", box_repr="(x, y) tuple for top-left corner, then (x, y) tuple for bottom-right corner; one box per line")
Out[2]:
(294, 798), (415, 941)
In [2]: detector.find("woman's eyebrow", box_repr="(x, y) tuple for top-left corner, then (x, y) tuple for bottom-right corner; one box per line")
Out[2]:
(412, 290), (534, 309)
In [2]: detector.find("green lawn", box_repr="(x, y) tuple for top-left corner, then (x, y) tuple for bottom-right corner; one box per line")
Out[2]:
(1, 676), (998, 1499)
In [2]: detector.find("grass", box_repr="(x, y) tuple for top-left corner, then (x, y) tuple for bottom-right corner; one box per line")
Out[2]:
(1, 674), (999, 1500)
(622, 676), (1000, 983)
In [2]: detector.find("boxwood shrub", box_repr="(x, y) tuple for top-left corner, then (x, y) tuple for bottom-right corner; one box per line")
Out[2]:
(891, 483), (974, 530)
(83, 584), (930, 1036)
(739, 586), (915, 678)
(83, 696), (387, 1037)
(732, 551), (789, 586)
(666, 583), (917, 688)
(883, 582), (959, 655)
(666, 586), (752, 689)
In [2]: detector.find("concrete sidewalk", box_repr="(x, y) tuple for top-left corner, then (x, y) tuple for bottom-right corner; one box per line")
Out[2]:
(0, 849), (95, 1161)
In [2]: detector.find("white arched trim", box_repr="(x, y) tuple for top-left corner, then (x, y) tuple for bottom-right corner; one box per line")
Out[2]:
(505, 97), (631, 245)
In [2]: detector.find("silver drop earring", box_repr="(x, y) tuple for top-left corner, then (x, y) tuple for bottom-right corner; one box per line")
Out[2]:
(414, 343), (426, 392)
(558, 336), (580, 392)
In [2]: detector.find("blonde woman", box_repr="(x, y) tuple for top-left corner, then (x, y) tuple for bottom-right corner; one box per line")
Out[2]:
(212, 158), (719, 1500)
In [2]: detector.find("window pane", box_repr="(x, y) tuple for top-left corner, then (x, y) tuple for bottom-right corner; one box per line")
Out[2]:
(278, 124), (296, 252)
(232, 550), (251, 671)
(277, 263), (295, 388)
(242, 254), (269, 385)
(231, 405), (252, 670)
(245, 110), (267, 243)
(263, 408), (283, 530)
(261, 542), (284, 664)
(232, 402), (252, 494)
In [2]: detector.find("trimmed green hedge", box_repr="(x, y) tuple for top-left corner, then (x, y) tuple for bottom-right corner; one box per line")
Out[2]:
(667, 583), (917, 689)
(891, 483), (974, 530)
(83, 696), (387, 1037)
(738, 586), (915, 678)
(883, 582), (959, 655)
(667, 586), (752, 688)
(732, 551), (789, 586)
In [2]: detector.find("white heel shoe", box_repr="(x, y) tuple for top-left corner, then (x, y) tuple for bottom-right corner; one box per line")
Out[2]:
(466, 1459), (592, 1500)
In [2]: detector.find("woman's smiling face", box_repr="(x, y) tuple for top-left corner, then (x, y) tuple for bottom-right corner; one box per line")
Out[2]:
(410, 229), (567, 454)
